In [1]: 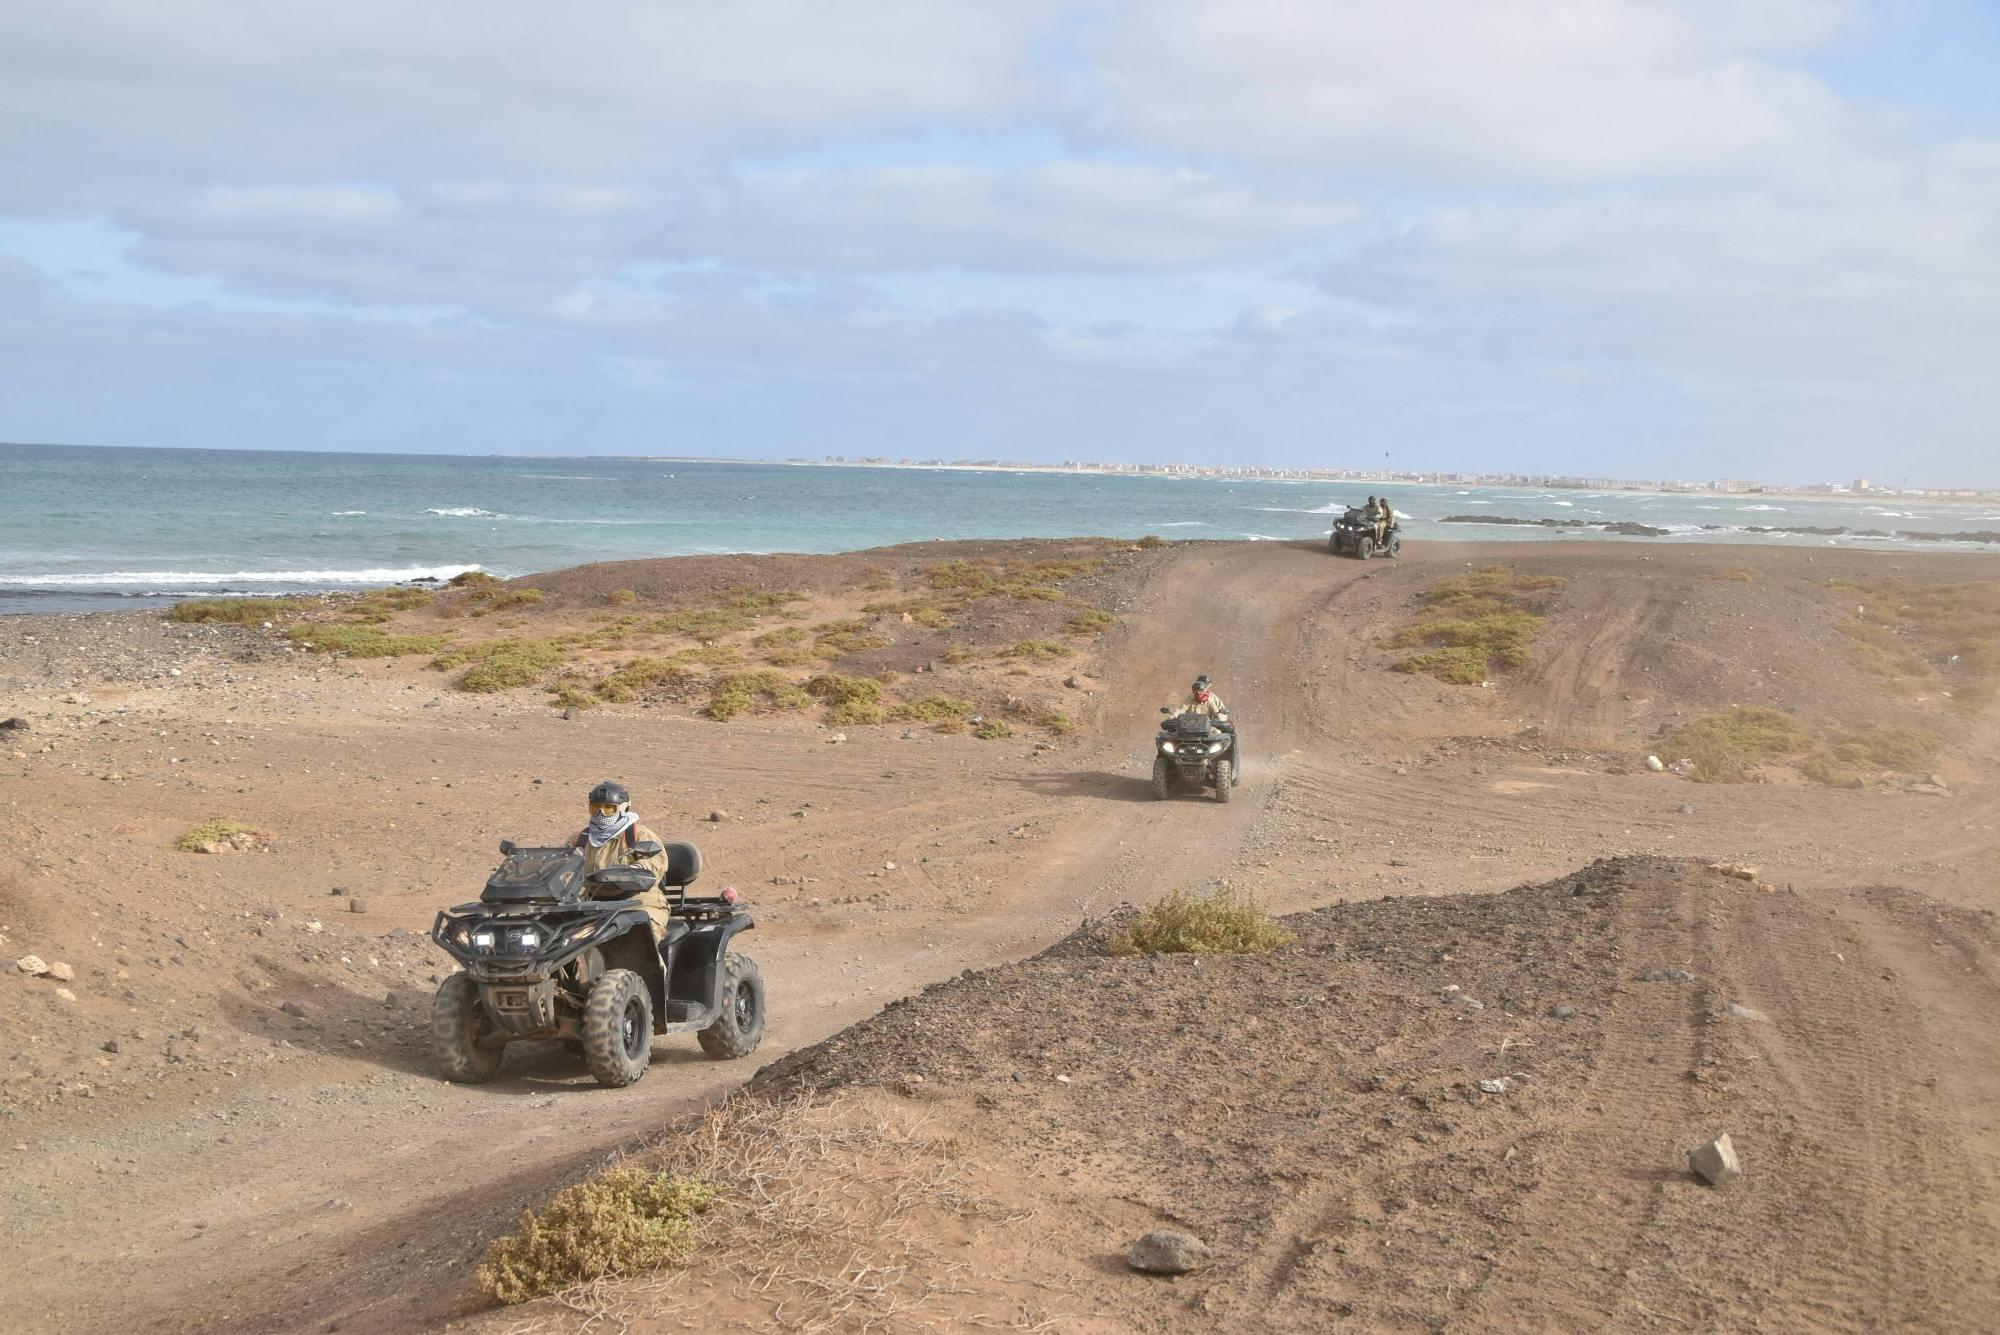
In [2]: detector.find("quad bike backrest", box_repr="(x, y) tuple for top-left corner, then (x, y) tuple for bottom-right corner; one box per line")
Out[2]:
(483, 846), (585, 904)
(660, 840), (702, 889)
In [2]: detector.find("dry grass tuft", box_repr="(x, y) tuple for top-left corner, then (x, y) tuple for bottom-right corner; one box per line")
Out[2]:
(1108, 887), (1295, 956)
(478, 1166), (721, 1305)
(1135, 534), (1170, 549)
(705, 670), (813, 721)
(1005, 639), (1071, 661)
(448, 570), (500, 588)
(972, 718), (1015, 740)
(1064, 609), (1118, 635)
(286, 625), (450, 658)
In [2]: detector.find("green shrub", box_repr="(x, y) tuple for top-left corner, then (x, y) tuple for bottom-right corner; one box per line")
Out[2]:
(286, 625), (451, 658)
(887, 695), (976, 724)
(605, 588), (638, 606)
(941, 643), (977, 665)
(1660, 707), (1815, 783)
(448, 570), (500, 588)
(1386, 566), (1564, 683)
(705, 670), (813, 720)
(489, 588), (546, 610)
(812, 619), (890, 656)
(167, 597), (312, 625)
(1828, 727), (1941, 773)
(1039, 710), (1077, 736)
(1005, 639), (1071, 661)
(434, 637), (576, 692)
(1135, 534), (1170, 549)
(478, 1166), (720, 1305)
(973, 718), (1015, 740)
(1108, 888), (1295, 956)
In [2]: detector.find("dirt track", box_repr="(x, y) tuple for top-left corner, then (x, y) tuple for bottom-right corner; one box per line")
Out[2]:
(2, 538), (1997, 1331)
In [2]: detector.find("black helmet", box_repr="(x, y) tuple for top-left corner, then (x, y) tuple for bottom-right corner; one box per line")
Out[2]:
(587, 780), (630, 807)
(1193, 675), (1210, 692)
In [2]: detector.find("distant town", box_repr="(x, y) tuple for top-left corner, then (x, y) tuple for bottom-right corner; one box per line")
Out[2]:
(768, 456), (2000, 502)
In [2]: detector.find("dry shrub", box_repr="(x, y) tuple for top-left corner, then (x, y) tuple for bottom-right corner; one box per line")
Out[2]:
(172, 819), (265, 852)
(972, 718), (1015, 740)
(1005, 639), (1070, 661)
(1108, 888), (1295, 956)
(448, 570), (500, 588)
(478, 1166), (721, 1305)
(496, 1096), (1033, 1331)
(887, 694), (975, 724)
(1135, 534), (1170, 549)
(806, 673), (885, 725)
(489, 588), (547, 610)
(433, 636), (578, 692)
(1065, 609), (1118, 635)
(1039, 710), (1077, 736)
(1659, 706), (1814, 782)
(604, 588), (639, 606)
(941, 643), (977, 666)
(811, 618), (890, 657)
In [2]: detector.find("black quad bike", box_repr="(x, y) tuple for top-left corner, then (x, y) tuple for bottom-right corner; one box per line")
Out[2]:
(1153, 709), (1239, 802)
(429, 838), (765, 1088)
(1329, 507), (1401, 559)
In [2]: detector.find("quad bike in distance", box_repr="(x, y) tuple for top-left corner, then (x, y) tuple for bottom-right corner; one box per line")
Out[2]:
(1154, 708), (1239, 803)
(429, 838), (765, 1088)
(1329, 507), (1401, 560)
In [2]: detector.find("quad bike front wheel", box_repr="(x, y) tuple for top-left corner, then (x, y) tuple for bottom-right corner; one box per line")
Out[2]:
(1152, 754), (1173, 800)
(698, 953), (767, 1059)
(582, 968), (653, 1088)
(1387, 536), (1401, 558)
(431, 972), (504, 1084)
(1213, 761), (1234, 803)
(1357, 536), (1375, 560)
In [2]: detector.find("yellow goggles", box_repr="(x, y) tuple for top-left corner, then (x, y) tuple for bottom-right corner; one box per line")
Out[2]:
(590, 802), (623, 817)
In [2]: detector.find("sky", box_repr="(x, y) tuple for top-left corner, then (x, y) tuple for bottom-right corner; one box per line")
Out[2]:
(1, 1), (1996, 485)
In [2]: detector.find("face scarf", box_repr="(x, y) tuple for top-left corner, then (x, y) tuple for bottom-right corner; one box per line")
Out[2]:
(583, 809), (638, 847)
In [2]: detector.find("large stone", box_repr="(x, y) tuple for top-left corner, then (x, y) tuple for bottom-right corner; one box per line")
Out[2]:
(47, 962), (74, 982)
(1689, 1133), (1742, 1186)
(1128, 1229), (1212, 1275)
(1644, 755), (1665, 772)
(1723, 1003), (1770, 1023)
(13, 955), (49, 977)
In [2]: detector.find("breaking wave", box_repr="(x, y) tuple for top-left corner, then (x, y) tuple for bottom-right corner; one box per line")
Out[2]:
(0, 564), (484, 588)
(425, 507), (503, 518)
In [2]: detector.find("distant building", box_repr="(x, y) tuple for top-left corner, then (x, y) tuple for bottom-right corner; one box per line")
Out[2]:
(1712, 479), (1757, 493)
(1852, 478), (1872, 491)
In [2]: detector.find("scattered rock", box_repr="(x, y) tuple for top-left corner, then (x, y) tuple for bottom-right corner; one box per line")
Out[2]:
(1063, 675), (1082, 689)
(1689, 1133), (1742, 1186)
(13, 955), (49, 977)
(1447, 992), (1486, 1011)
(0, 718), (28, 734)
(280, 1001), (308, 1019)
(1639, 968), (1696, 983)
(48, 962), (74, 982)
(708, 810), (727, 823)
(1678, 803), (1695, 815)
(1548, 1004), (1578, 1020)
(827, 733), (847, 745)
(101, 1039), (121, 1054)
(348, 898), (368, 914)
(1707, 862), (1760, 881)
(1644, 755), (1665, 772)
(1723, 1004), (1770, 1023)
(54, 987), (76, 1002)
(1478, 1077), (1512, 1094)
(1127, 1229), (1213, 1275)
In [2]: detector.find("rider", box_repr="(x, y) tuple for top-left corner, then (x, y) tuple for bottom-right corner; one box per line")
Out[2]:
(572, 780), (672, 929)
(1165, 675), (1238, 776)
(1376, 495), (1395, 544)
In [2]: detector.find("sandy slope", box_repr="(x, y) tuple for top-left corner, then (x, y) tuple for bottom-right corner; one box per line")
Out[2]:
(1, 538), (1996, 1332)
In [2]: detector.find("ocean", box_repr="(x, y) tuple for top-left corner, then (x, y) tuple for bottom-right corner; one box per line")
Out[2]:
(3, 442), (1996, 614)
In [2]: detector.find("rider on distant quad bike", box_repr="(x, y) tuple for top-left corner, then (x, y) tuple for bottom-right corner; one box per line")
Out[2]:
(1165, 674), (1229, 719)
(573, 780), (671, 928)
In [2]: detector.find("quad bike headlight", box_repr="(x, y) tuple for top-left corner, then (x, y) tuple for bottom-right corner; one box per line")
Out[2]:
(1160, 741), (1176, 753)
(1207, 741), (1226, 754)
(471, 930), (496, 949)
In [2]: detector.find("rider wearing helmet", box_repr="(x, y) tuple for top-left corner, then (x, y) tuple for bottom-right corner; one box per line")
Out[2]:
(1375, 495), (1395, 545)
(1163, 675), (1239, 783)
(573, 781), (672, 928)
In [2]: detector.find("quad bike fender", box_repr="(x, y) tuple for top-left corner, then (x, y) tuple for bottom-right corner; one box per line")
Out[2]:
(667, 916), (755, 1023)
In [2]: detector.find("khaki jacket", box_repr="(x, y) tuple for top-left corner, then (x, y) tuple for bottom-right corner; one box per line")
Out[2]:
(1166, 693), (1229, 718)
(574, 821), (673, 927)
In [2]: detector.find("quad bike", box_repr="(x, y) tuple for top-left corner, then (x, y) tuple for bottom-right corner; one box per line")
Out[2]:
(429, 838), (764, 1088)
(1153, 709), (1239, 802)
(1329, 507), (1401, 559)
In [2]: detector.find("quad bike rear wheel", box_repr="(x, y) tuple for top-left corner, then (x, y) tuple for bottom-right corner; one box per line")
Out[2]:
(582, 968), (653, 1087)
(1358, 536), (1375, 560)
(1152, 755), (1173, 800)
(1387, 535), (1401, 557)
(431, 972), (504, 1084)
(698, 953), (767, 1059)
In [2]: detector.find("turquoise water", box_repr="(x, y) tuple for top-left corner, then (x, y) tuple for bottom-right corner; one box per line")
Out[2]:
(3, 443), (1995, 613)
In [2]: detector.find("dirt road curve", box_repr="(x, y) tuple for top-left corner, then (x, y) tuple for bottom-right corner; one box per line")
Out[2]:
(2, 539), (1996, 1332)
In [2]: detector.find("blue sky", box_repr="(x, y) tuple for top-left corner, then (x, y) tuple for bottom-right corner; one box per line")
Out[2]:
(1, 1), (1996, 485)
